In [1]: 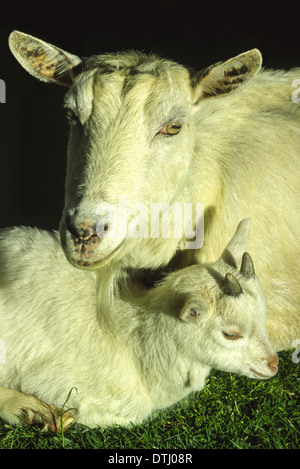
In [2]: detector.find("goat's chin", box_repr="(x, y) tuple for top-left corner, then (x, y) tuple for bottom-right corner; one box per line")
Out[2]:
(66, 246), (121, 270)
(248, 368), (278, 380)
(241, 367), (277, 381)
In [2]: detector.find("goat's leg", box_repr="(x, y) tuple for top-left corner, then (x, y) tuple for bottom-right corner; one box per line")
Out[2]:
(0, 386), (75, 433)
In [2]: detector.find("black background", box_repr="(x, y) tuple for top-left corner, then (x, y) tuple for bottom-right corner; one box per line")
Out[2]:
(0, 0), (299, 230)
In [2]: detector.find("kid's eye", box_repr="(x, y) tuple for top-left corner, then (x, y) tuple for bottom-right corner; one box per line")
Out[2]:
(222, 332), (243, 340)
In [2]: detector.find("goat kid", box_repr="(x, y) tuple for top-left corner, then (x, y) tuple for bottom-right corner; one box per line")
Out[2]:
(0, 220), (278, 431)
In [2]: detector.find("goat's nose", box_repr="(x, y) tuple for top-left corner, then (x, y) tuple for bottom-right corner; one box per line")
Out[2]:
(268, 353), (279, 372)
(65, 214), (97, 242)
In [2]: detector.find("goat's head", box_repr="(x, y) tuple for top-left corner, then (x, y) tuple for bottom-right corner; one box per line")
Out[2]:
(165, 219), (278, 380)
(9, 31), (262, 270)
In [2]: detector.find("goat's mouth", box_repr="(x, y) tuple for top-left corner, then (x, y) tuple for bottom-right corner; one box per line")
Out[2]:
(70, 241), (123, 269)
(67, 235), (125, 269)
(250, 368), (277, 380)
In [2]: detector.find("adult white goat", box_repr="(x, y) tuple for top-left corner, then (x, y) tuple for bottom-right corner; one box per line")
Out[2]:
(8, 31), (300, 351)
(0, 220), (278, 431)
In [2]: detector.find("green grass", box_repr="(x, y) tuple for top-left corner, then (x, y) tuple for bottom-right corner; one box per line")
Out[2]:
(0, 350), (299, 449)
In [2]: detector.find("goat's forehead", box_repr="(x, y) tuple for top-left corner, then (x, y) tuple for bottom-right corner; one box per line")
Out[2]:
(89, 62), (191, 100)
(66, 63), (192, 123)
(84, 51), (188, 77)
(217, 287), (265, 329)
(82, 51), (189, 90)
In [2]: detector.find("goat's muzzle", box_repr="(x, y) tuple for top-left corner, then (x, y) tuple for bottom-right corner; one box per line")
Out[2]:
(60, 213), (123, 269)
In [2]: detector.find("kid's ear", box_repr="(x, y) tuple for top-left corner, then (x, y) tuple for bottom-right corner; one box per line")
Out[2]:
(191, 49), (262, 104)
(9, 30), (82, 87)
(180, 299), (208, 324)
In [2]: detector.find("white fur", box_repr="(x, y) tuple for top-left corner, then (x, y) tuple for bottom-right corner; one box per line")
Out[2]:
(8, 34), (299, 351)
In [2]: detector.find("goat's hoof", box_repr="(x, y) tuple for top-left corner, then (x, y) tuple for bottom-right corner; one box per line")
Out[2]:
(48, 412), (75, 434)
(20, 404), (75, 433)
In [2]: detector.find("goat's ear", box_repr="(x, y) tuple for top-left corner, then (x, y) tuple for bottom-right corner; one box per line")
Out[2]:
(8, 31), (82, 87)
(191, 49), (262, 104)
(180, 299), (208, 324)
(219, 218), (251, 269)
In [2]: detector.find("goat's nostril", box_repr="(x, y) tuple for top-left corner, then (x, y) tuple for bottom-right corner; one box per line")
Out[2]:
(65, 215), (97, 243)
(96, 220), (110, 238)
(268, 354), (279, 371)
(82, 229), (92, 240)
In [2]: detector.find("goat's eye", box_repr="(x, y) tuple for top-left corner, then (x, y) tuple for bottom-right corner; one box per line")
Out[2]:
(159, 122), (183, 136)
(222, 332), (243, 340)
(65, 108), (77, 122)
